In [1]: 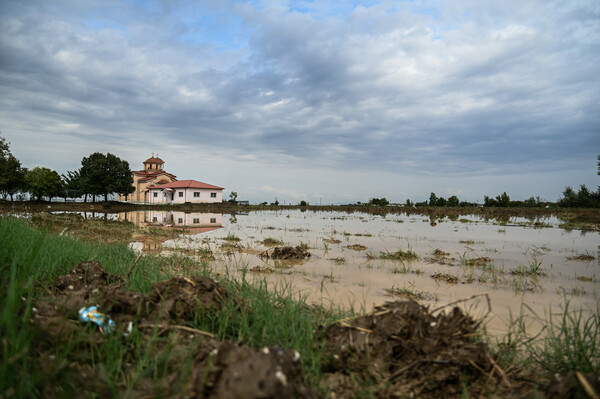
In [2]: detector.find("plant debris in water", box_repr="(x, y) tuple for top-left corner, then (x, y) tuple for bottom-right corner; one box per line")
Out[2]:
(262, 237), (284, 246)
(567, 253), (596, 262)
(431, 272), (460, 284)
(260, 245), (311, 260)
(379, 249), (419, 261)
(345, 244), (367, 251)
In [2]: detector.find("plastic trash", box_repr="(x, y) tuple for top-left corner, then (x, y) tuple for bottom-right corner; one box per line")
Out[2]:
(79, 306), (115, 334)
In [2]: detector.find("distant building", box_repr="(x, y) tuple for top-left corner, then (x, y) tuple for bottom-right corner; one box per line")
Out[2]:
(146, 180), (224, 204)
(119, 155), (177, 202)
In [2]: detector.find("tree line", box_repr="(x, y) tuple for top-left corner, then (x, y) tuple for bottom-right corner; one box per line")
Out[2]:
(0, 134), (134, 202)
(362, 187), (599, 209)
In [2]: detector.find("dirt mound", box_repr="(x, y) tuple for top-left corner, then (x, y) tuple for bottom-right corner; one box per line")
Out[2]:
(185, 341), (319, 398)
(50, 261), (123, 293)
(320, 301), (492, 398)
(144, 276), (231, 322)
(260, 245), (311, 260)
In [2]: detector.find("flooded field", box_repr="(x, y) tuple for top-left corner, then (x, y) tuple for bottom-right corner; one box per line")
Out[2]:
(113, 209), (600, 337)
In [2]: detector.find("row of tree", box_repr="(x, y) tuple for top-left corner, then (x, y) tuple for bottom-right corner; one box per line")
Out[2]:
(557, 185), (600, 208)
(0, 134), (134, 202)
(363, 188), (598, 209)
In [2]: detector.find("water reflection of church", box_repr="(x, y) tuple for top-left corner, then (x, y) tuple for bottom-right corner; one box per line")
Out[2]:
(118, 211), (223, 251)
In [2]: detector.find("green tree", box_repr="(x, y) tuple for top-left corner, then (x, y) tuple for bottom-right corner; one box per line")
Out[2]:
(62, 169), (82, 200)
(25, 167), (64, 201)
(79, 153), (134, 202)
(0, 134), (27, 200)
(495, 192), (510, 207)
(447, 195), (459, 207)
(558, 185), (600, 208)
(428, 192), (438, 206)
(229, 191), (238, 203)
(369, 197), (389, 206)
(558, 186), (577, 207)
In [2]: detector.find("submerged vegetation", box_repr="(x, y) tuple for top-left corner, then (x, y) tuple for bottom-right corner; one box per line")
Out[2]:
(379, 249), (419, 261)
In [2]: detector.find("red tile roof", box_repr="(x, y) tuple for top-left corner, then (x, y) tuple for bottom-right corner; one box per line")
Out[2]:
(133, 170), (177, 179)
(144, 157), (164, 164)
(146, 180), (224, 190)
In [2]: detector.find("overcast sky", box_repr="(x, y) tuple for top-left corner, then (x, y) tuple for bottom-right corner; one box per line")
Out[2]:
(1, 0), (598, 204)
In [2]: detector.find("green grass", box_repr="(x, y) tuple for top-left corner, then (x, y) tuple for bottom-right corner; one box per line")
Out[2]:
(385, 285), (437, 301)
(490, 301), (600, 376)
(379, 249), (419, 261)
(224, 232), (241, 242)
(262, 237), (285, 246)
(0, 216), (349, 396)
(510, 257), (546, 276)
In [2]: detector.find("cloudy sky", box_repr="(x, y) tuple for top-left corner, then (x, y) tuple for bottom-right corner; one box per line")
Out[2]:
(1, 0), (598, 204)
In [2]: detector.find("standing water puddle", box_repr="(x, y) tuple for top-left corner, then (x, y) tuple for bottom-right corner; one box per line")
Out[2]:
(118, 209), (599, 337)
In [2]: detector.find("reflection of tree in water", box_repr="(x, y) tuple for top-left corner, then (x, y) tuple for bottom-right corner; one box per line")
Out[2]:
(229, 214), (237, 224)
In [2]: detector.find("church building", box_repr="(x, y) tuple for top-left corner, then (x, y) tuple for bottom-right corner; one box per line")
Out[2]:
(119, 155), (224, 204)
(118, 155), (177, 202)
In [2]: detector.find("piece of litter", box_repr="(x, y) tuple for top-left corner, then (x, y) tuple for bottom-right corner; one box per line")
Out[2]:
(79, 306), (115, 334)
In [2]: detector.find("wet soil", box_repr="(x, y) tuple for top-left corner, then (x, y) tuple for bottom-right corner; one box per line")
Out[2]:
(320, 301), (491, 398)
(21, 261), (598, 398)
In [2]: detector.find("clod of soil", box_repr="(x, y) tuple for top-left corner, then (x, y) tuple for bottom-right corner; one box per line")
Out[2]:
(319, 301), (492, 398)
(50, 261), (124, 294)
(260, 245), (311, 260)
(186, 341), (320, 399)
(144, 276), (231, 322)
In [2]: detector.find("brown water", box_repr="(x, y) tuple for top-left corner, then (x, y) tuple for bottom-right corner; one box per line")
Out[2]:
(121, 209), (599, 337)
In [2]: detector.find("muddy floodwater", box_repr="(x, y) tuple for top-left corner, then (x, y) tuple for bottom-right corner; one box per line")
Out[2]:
(116, 209), (600, 337)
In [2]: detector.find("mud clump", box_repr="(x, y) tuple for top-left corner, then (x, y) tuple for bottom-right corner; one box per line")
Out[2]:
(261, 245), (311, 260)
(320, 301), (492, 398)
(186, 341), (319, 399)
(51, 261), (123, 294)
(144, 276), (231, 322)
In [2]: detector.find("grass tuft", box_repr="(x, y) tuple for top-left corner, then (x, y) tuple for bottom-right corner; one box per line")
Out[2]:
(379, 249), (419, 261)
